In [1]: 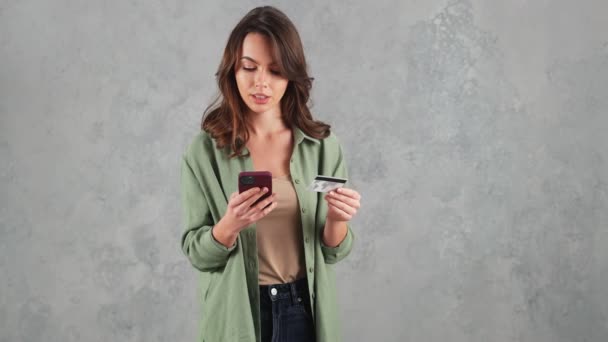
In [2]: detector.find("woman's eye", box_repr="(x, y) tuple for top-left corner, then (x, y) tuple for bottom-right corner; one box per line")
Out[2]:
(242, 67), (280, 76)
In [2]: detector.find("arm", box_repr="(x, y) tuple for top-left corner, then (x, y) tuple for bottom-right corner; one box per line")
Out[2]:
(319, 138), (356, 264)
(321, 219), (355, 264)
(180, 155), (235, 272)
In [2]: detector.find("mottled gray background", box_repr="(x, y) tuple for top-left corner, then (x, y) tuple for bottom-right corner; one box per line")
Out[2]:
(1, 0), (607, 341)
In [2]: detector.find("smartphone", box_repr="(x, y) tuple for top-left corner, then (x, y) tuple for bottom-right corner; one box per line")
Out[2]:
(238, 171), (272, 206)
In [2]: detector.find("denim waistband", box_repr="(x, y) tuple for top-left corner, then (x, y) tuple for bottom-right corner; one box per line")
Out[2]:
(259, 277), (309, 302)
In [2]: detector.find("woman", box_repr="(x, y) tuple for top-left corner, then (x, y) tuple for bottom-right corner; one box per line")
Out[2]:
(180, 6), (361, 342)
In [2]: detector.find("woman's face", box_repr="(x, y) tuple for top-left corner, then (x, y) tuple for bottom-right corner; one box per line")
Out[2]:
(235, 33), (289, 116)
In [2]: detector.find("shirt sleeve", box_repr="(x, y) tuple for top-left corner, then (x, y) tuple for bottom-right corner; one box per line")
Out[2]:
(180, 155), (235, 272)
(320, 223), (355, 264)
(319, 138), (356, 264)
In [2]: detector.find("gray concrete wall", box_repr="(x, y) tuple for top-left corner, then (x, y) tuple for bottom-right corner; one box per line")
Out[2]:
(1, 0), (607, 341)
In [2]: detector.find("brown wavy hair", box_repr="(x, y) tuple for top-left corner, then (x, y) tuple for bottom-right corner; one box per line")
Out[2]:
(201, 6), (331, 158)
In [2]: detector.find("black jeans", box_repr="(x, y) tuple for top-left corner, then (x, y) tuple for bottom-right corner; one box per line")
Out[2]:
(259, 277), (316, 342)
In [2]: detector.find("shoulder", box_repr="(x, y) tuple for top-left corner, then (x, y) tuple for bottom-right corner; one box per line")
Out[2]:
(322, 131), (341, 146)
(314, 130), (349, 175)
(319, 130), (345, 157)
(183, 130), (218, 164)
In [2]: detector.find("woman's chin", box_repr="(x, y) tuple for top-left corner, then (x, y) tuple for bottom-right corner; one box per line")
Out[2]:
(247, 103), (279, 114)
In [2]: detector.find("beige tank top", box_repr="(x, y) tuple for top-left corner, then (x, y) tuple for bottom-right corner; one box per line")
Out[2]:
(256, 174), (306, 285)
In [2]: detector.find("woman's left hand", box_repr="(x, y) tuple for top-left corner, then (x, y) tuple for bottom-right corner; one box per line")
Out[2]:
(324, 187), (361, 222)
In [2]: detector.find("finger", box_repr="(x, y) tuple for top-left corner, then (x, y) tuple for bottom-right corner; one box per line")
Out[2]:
(242, 187), (271, 208)
(248, 193), (277, 219)
(232, 187), (263, 206)
(327, 202), (352, 220)
(243, 193), (276, 217)
(336, 188), (361, 200)
(326, 191), (360, 209)
(251, 201), (278, 221)
(252, 193), (277, 212)
(326, 190), (360, 208)
(236, 187), (268, 207)
(327, 197), (357, 216)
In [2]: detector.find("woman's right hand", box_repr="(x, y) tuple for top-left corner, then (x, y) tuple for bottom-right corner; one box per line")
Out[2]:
(212, 187), (277, 248)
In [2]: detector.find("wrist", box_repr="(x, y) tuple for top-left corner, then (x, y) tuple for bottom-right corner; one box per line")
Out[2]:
(323, 219), (348, 247)
(325, 217), (346, 228)
(213, 219), (239, 248)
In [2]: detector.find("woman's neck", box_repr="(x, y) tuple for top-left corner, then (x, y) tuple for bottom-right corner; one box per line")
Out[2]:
(246, 110), (288, 139)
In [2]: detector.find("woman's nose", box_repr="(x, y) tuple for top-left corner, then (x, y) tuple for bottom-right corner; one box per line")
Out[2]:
(254, 69), (269, 88)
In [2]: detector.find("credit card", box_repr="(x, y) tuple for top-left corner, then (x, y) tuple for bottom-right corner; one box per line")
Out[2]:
(307, 175), (348, 192)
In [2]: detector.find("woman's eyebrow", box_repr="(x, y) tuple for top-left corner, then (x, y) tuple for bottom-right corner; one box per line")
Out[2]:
(240, 56), (277, 65)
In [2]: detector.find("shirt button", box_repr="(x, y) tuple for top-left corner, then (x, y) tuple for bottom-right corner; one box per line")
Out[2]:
(294, 179), (300, 184)
(309, 267), (314, 273)
(301, 208), (306, 213)
(270, 288), (277, 296)
(305, 237), (309, 243)
(249, 261), (255, 268)
(290, 158), (294, 163)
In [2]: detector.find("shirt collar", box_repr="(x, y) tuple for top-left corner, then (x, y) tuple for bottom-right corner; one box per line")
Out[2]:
(293, 126), (321, 145)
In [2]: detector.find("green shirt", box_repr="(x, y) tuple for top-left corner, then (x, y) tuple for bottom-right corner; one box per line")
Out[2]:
(180, 126), (355, 342)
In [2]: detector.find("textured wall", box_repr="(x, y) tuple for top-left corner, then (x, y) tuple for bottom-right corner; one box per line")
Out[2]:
(1, 0), (607, 341)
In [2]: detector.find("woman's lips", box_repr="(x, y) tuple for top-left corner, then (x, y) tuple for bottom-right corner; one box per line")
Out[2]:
(251, 95), (270, 104)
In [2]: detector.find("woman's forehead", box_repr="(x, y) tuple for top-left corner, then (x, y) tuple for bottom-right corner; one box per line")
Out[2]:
(240, 33), (278, 65)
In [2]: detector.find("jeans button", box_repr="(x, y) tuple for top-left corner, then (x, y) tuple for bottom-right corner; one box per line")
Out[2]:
(270, 288), (277, 296)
